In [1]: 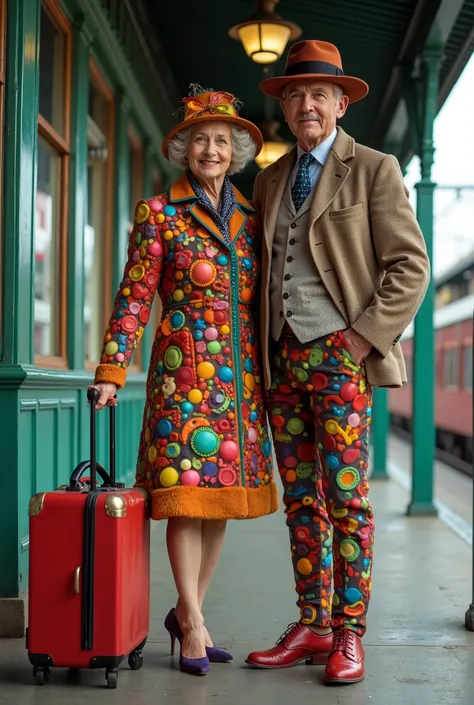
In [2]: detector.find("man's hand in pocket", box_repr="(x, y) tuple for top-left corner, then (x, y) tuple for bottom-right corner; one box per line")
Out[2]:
(342, 329), (372, 365)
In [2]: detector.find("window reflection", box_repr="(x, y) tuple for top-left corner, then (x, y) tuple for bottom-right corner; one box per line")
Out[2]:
(84, 76), (112, 362)
(39, 5), (65, 135)
(35, 138), (61, 356)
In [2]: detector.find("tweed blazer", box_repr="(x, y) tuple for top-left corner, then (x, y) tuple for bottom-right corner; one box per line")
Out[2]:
(254, 127), (430, 389)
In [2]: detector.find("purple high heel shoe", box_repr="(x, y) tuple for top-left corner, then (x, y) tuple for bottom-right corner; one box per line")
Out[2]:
(165, 609), (233, 666)
(164, 609), (210, 676)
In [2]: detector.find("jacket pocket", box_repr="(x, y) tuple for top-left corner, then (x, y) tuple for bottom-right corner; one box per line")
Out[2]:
(329, 203), (364, 221)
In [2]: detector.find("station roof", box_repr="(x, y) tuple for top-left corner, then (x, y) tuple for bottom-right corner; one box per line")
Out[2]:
(147, 0), (474, 153)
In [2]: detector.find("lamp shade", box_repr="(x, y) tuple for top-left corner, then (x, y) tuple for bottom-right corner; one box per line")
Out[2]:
(255, 140), (291, 169)
(229, 1), (301, 65)
(237, 22), (292, 64)
(255, 120), (291, 169)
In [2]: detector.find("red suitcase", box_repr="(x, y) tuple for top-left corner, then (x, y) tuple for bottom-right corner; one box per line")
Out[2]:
(27, 387), (150, 689)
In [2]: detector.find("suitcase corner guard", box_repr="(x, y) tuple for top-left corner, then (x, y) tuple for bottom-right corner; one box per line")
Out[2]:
(29, 493), (47, 517)
(28, 653), (54, 668)
(89, 654), (125, 669)
(104, 495), (127, 518)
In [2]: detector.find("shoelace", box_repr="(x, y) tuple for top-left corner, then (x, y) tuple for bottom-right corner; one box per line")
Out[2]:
(276, 621), (301, 645)
(333, 629), (356, 658)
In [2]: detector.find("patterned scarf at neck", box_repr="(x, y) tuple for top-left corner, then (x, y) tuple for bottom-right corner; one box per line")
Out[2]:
(188, 171), (236, 244)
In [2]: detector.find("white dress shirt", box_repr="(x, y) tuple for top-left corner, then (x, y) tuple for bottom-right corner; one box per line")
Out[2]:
(291, 128), (338, 190)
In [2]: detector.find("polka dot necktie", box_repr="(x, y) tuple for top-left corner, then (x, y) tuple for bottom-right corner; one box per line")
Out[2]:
(292, 152), (315, 212)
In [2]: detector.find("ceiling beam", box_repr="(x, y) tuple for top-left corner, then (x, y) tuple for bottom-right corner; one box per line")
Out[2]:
(372, 0), (444, 148)
(438, 17), (474, 106)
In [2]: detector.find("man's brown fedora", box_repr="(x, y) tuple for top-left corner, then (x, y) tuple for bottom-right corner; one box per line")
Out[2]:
(260, 40), (368, 103)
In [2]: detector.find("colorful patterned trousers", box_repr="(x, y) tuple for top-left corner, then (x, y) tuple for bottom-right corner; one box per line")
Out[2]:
(266, 329), (374, 636)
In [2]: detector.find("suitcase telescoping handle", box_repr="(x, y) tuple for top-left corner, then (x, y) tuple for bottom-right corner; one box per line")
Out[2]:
(69, 460), (113, 489)
(86, 386), (116, 491)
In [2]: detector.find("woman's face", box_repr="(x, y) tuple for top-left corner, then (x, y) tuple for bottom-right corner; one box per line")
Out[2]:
(188, 122), (233, 180)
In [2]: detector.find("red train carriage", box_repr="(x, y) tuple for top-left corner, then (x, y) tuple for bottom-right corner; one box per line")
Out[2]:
(389, 294), (473, 470)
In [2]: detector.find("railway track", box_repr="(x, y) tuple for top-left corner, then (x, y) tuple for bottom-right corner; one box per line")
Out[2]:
(391, 426), (473, 477)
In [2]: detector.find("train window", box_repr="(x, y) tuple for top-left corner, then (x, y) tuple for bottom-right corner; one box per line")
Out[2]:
(443, 347), (459, 388)
(464, 345), (472, 389)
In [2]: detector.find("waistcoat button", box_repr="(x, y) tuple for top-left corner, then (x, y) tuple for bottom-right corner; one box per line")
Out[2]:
(290, 223), (297, 229)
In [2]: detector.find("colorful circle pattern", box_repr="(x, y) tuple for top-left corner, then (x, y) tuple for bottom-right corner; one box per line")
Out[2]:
(267, 330), (374, 637)
(100, 192), (273, 497)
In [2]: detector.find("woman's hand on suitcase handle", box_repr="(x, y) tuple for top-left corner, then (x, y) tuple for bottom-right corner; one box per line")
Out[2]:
(94, 383), (118, 410)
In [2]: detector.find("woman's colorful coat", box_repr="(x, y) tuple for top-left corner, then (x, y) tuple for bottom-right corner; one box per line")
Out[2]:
(95, 174), (278, 521)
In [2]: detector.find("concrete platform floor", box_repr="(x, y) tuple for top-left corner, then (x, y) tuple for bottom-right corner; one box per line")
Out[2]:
(0, 477), (473, 705)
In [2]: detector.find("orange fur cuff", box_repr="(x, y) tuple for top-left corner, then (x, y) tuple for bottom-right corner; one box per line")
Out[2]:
(94, 364), (127, 390)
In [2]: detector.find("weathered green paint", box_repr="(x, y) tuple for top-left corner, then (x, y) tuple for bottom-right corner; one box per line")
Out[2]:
(371, 388), (389, 480)
(67, 16), (90, 370)
(0, 0), (41, 598)
(408, 41), (443, 517)
(0, 0), (169, 600)
(2, 0), (40, 366)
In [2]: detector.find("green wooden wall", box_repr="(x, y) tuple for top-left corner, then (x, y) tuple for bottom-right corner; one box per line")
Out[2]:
(0, 0), (176, 598)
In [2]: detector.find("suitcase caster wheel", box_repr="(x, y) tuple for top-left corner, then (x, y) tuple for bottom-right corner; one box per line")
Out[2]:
(128, 652), (143, 670)
(33, 667), (51, 685)
(106, 669), (118, 689)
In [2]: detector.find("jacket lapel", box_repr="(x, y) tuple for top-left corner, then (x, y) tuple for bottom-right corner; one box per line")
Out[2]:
(309, 128), (354, 225)
(263, 147), (296, 250)
(169, 174), (253, 248)
(188, 203), (225, 243)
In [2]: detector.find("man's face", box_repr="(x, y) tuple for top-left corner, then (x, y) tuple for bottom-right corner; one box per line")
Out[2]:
(281, 81), (348, 149)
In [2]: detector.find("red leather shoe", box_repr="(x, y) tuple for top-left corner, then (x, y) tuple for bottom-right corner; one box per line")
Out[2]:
(323, 629), (365, 684)
(246, 622), (332, 669)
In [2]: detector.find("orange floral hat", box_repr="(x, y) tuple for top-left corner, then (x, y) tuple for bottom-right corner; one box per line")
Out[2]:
(162, 85), (263, 159)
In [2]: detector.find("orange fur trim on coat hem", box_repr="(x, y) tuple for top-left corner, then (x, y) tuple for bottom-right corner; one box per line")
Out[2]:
(133, 481), (280, 521)
(94, 364), (127, 390)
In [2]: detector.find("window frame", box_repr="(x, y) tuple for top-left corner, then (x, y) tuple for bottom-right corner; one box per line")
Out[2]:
(442, 344), (460, 390)
(34, 0), (71, 369)
(84, 58), (115, 372)
(462, 342), (473, 390)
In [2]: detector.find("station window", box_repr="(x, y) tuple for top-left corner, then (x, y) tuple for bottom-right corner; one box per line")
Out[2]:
(463, 345), (472, 389)
(84, 61), (114, 365)
(34, 0), (71, 365)
(443, 347), (459, 388)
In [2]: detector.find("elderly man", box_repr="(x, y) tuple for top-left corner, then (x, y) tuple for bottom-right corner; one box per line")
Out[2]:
(246, 40), (429, 684)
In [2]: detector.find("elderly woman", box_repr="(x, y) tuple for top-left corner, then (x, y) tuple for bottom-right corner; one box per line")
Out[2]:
(93, 85), (278, 676)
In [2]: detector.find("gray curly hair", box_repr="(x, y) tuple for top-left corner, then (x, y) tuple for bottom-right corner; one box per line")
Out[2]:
(167, 124), (257, 175)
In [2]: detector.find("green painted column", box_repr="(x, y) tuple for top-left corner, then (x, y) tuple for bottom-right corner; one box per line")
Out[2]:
(0, 0), (41, 600)
(2, 0), (40, 366)
(371, 388), (389, 479)
(407, 42), (442, 517)
(67, 16), (91, 370)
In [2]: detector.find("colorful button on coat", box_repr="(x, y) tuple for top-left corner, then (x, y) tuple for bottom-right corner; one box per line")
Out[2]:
(95, 174), (278, 521)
